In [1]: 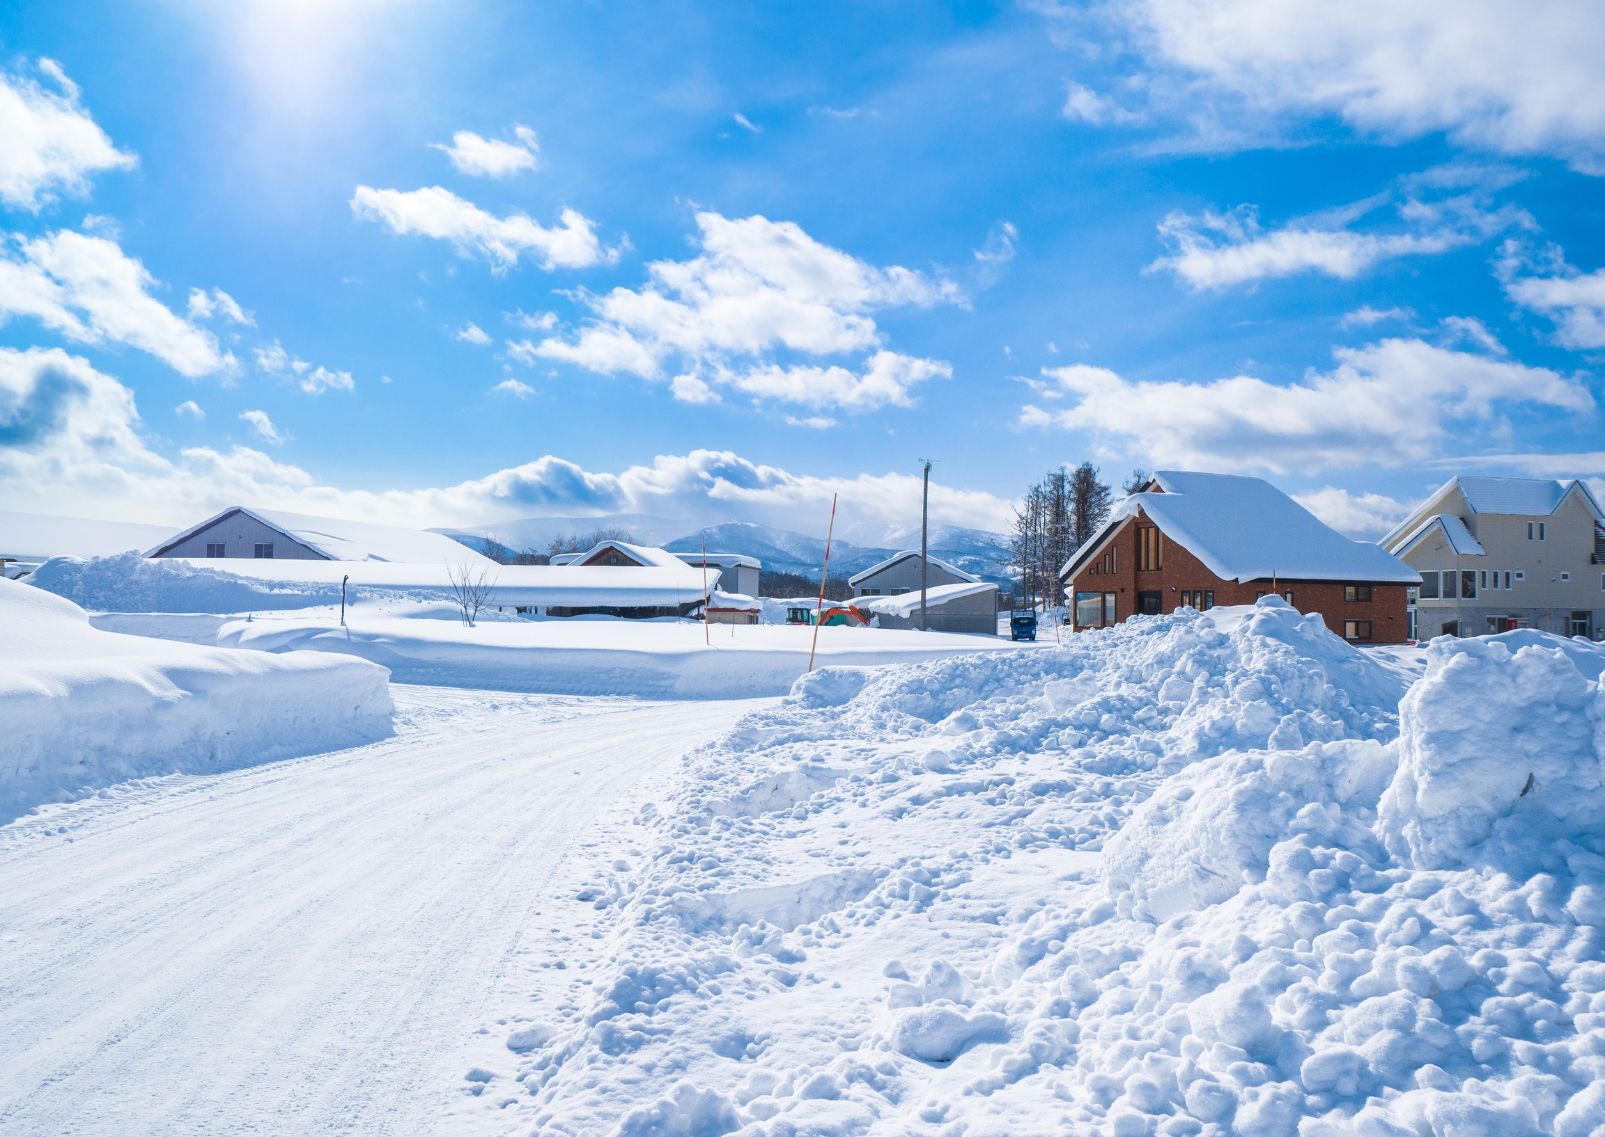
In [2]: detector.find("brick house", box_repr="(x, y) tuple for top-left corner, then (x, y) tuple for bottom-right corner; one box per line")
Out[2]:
(1057, 471), (1419, 644)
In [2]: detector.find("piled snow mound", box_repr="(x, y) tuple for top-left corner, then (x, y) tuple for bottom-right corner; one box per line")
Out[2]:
(472, 600), (1605, 1137)
(26, 552), (363, 613)
(1, 579), (393, 824)
(1379, 634), (1605, 870)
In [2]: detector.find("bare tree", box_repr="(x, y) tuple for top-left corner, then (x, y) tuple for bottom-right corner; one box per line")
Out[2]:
(1121, 468), (1151, 496)
(546, 528), (635, 559)
(448, 562), (500, 626)
(1069, 462), (1112, 550)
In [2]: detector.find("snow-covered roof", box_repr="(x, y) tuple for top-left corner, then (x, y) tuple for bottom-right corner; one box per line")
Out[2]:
(673, 551), (761, 570)
(161, 557), (711, 607)
(148, 506), (492, 565)
(549, 552), (581, 565)
(1391, 514), (1487, 558)
(848, 550), (981, 587)
(1380, 476), (1605, 550)
(858, 580), (997, 618)
(1061, 471), (1420, 585)
(576, 540), (689, 569)
(1, 509), (173, 563)
(705, 588), (761, 611)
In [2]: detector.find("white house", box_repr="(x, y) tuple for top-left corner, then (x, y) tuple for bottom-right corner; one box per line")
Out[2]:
(147, 506), (493, 565)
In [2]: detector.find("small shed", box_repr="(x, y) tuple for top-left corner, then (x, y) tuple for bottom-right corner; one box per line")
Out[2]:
(859, 581), (999, 635)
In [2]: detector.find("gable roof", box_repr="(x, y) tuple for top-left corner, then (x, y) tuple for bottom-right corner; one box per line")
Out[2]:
(848, 550), (981, 587)
(1060, 470), (1419, 585)
(1380, 476), (1605, 550)
(576, 539), (689, 569)
(1392, 513), (1487, 558)
(148, 506), (493, 565)
(857, 580), (997, 617)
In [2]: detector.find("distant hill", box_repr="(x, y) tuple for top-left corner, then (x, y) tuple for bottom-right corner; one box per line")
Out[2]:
(435, 516), (1012, 586)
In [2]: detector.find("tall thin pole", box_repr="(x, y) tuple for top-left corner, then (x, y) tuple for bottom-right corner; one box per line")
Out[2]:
(340, 574), (349, 627)
(919, 459), (931, 632)
(700, 533), (710, 645)
(807, 493), (838, 674)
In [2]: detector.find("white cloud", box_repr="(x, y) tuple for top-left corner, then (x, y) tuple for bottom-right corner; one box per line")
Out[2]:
(351, 185), (609, 273)
(1499, 242), (1605, 349)
(174, 399), (204, 420)
(0, 230), (233, 377)
(669, 374), (720, 405)
(186, 287), (253, 326)
(1292, 486), (1411, 538)
(431, 125), (539, 177)
(491, 377), (533, 398)
(507, 309), (557, 331)
(531, 211), (959, 411)
(732, 113), (762, 134)
(238, 409), (284, 444)
(1019, 337), (1593, 474)
(785, 414), (838, 430)
(1099, 0), (1605, 173)
(0, 58), (135, 211)
(255, 339), (354, 394)
(456, 322), (492, 345)
(0, 354), (1012, 541)
(1438, 315), (1506, 356)
(1340, 305), (1413, 329)
(1062, 81), (1141, 126)
(1151, 194), (1527, 290)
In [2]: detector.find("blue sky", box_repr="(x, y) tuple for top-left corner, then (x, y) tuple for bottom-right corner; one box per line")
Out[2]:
(2, 0), (1603, 542)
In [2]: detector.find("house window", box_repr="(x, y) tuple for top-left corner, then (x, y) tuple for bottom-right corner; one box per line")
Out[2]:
(1504, 571), (1512, 590)
(1540, 523), (1547, 540)
(1075, 591), (1105, 629)
(1419, 573), (1439, 599)
(1203, 591), (1214, 610)
(1103, 592), (1117, 625)
(1138, 591), (1163, 615)
(1461, 570), (1477, 599)
(1514, 571), (1525, 582)
(1572, 612), (1591, 637)
(254, 543), (274, 558)
(1344, 584), (1373, 603)
(1560, 572), (1572, 582)
(1137, 526), (1162, 571)
(205, 542), (226, 558)
(860, 588), (882, 596)
(1479, 570), (1488, 590)
(1282, 590), (1294, 605)
(1442, 570), (1457, 598)
(1528, 522), (1535, 540)
(1343, 620), (1373, 642)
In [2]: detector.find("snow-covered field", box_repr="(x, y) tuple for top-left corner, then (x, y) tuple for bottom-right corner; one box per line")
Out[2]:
(479, 599), (1605, 1136)
(0, 579), (393, 826)
(177, 610), (1013, 698)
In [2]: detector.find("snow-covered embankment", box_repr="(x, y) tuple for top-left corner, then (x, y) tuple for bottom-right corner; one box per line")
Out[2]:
(501, 598), (1605, 1136)
(1, 580), (393, 825)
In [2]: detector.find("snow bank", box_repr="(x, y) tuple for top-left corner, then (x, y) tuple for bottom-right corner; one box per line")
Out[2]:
(26, 552), (362, 613)
(475, 599), (1605, 1136)
(1, 580), (393, 824)
(211, 615), (1009, 698)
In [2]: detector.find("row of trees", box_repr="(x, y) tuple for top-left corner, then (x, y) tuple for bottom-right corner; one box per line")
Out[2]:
(1010, 464), (1147, 607)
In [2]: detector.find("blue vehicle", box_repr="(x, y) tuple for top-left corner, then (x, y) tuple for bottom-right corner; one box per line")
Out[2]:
(1009, 610), (1038, 642)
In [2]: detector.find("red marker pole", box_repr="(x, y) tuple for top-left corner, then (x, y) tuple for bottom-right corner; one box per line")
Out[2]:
(807, 493), (838, 674)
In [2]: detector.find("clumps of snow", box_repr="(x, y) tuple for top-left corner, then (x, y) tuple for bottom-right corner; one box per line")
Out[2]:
(26, 552), (360, 613)
(1378, 634), (1605, 870)
(479, 598), (1605, 1136)
(1, 579), (393, 825)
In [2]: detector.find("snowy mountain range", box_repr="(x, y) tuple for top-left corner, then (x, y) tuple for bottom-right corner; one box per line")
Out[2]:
(436, 517), (1013, 584)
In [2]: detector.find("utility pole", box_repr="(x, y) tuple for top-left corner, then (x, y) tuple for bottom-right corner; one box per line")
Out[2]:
(340, 574), (349, 627)
(919, 458), (931, 632)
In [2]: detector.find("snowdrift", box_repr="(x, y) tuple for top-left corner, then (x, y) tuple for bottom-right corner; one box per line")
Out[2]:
(212, 616), (1010, 698)
(0, 580), (394, 825)
(27, 552), (361, 613)
(484, 599), (1605, 1136)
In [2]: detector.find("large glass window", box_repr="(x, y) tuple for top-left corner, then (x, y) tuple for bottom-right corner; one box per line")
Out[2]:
(1075, 591), (1103, 629)
(1103, 592), (1117, 625)
(1461, 570), (1477, 599)
(254, 543), (274, 559)
(1343, 620), (1373, 642)
(1137, 591), (1162, 615)
(1138, 527), (1162, 571)
(1344, 584), (1373, 602)
(1419, 572), (1439, 599)
(1442, 570), (1457, 599)
(205, 542), (225, 558)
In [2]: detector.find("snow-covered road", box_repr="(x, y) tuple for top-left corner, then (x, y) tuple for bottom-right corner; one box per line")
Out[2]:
(0, 686), (768, 1137)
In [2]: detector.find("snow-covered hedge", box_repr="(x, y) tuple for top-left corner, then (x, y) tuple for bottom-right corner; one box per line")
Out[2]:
(489, 598), (1605, 1136)
(26, 552), (352, 613)
(1, 580), (394, 824)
